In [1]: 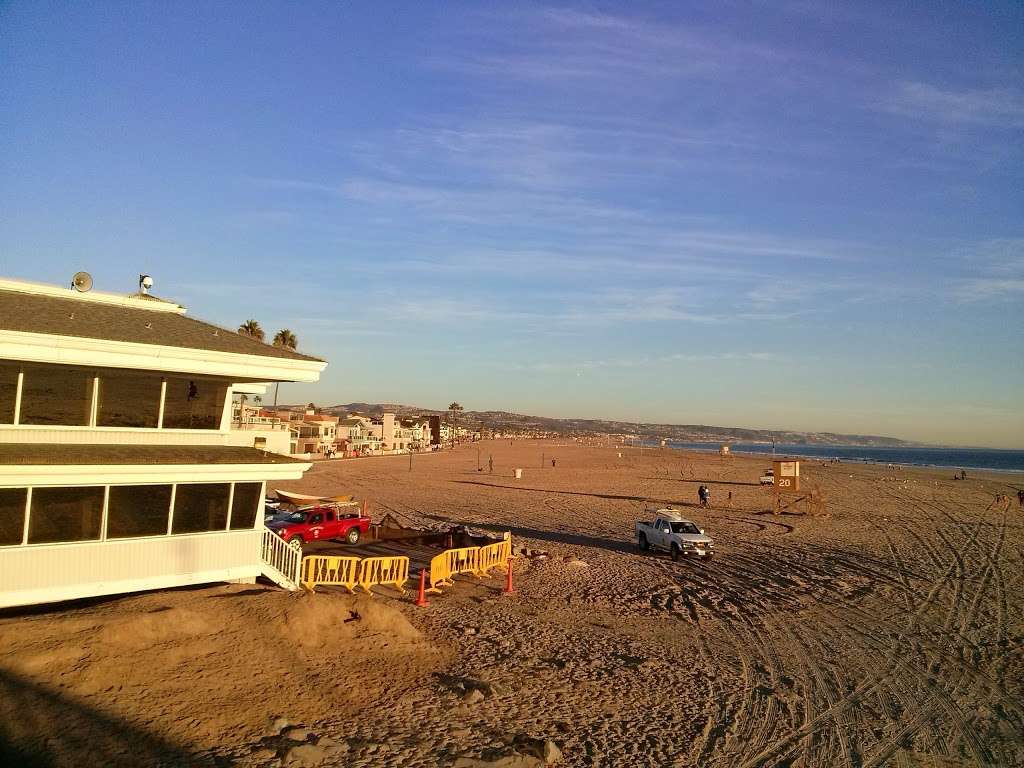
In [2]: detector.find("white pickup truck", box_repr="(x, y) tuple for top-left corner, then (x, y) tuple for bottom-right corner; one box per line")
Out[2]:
(635, 509), (714, 561)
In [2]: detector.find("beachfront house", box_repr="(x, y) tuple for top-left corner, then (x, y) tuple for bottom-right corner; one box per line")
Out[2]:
(294, 413), (339, 456)
(0, 276), (327, 608)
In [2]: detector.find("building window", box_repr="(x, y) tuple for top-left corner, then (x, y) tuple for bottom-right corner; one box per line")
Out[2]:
(229, 482), (262, 530)
(0, 488), (27, 545)
(171, 483), (230, 534)
(28, 486), (104, 544)
(19, 363), (95, 426)
(0, 363), (18, 424)
(161, 376), (227, 430)
(97, 372), (162, 428)
(106, 484), (172, 538)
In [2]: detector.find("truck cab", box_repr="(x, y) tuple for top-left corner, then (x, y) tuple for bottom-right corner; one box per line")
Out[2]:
(265, 502), (369, 547)
(635, 509), (714, 561)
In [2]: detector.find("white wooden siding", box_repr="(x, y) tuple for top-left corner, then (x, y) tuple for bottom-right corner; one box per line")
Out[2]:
(0, 530), (262, 608)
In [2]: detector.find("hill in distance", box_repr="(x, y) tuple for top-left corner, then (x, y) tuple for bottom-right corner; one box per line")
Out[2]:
(294, 402), (915, 448)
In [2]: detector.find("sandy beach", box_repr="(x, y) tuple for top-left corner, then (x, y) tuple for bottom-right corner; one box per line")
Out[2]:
(2, 441), (1021, 767)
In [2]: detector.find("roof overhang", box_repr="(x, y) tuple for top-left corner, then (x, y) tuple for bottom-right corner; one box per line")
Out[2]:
(0, 329), (327, 382)
(0, 461), (312, 486)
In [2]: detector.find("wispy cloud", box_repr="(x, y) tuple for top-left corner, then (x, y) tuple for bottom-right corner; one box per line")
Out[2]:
(950, 238), (1024, 302)
(500, 350), (785, 374)
(882, 81), (1024, 127)
(435, 7), (792, 86)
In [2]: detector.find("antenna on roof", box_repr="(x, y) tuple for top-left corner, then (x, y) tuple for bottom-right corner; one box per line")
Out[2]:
(139, 274), (153, 294)
(71, 272), (93, 292)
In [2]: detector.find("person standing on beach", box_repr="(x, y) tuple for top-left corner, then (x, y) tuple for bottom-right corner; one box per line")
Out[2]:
(1018, 489), (1024, 507)
(488, 455), (494, 473)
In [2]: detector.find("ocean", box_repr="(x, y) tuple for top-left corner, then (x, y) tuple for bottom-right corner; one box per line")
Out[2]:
(657, 441), (1024, 474)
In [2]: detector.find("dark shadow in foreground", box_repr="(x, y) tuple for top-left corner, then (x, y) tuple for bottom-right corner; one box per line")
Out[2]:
(422, 513), (636, 554)
(0, 667), (225, 768)
(452, 478), (699, 507)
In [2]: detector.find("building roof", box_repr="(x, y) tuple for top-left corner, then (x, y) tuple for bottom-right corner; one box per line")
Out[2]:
(0, 281), (322, 363)
(302, 414), (339, 422)
(0, 444), (307, 466)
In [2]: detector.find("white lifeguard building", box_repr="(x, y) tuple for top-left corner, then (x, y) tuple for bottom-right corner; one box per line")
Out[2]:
(0, 276), (327, 608)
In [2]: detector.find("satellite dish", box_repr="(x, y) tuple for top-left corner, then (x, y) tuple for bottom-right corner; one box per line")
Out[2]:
(71, 272), (93, 292)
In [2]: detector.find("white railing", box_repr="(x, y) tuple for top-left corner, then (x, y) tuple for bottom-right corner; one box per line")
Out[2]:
(260, 528), (302, 590)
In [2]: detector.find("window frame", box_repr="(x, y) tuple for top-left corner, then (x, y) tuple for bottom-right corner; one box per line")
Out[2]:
(0, 480), (266, 547)
(0, 364), (234, 433)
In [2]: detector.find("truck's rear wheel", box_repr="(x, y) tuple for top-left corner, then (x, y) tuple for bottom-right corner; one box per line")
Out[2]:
(670, 543), (681, 562)
(638, 533), (649, 552)
(345, 527), (361, 545)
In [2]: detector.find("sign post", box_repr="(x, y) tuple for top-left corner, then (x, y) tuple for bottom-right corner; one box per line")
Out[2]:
(772, 459), (800, 515)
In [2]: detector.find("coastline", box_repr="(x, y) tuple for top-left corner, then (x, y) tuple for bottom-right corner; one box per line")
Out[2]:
(642, 440), (1024, 475)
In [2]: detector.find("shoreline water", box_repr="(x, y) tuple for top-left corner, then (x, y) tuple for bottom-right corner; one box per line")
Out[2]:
(633, 440), (1024, 474)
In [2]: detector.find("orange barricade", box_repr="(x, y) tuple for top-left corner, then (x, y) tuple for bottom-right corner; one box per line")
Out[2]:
(358, 556), (410, 596)
(301, 555), (360, 593)
(476, 535), (513, 578)
(427, 546), (480, 594)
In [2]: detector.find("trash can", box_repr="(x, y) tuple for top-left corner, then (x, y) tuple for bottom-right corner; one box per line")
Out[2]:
(514, 468), (523, 479)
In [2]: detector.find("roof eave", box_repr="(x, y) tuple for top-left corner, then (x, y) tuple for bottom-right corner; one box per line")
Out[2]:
(0, 461), (312, 486)
(0, 329), (327, 382)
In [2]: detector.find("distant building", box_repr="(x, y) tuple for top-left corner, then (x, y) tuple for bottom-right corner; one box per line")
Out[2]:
(294, 413), (339, 456)
(0, 276), (326, 608)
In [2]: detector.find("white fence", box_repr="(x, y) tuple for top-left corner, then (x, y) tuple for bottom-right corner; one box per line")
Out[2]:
(260, 528), (302, 590)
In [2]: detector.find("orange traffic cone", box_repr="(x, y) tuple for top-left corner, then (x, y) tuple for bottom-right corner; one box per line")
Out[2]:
(415, 569), (429, 607)
(502, 559), (515, 595)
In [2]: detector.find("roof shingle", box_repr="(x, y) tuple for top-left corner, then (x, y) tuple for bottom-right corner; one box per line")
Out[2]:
(0, 288), (323, 363)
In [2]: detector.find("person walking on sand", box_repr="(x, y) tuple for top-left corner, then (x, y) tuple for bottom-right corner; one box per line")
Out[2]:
(488, 455), (494, 473)
(1018, 489), (1024, 507)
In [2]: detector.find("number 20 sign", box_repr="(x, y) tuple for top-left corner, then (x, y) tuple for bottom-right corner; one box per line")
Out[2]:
(772, 460), (801, 492)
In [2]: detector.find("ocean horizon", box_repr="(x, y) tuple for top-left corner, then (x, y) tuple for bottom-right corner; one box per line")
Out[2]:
(654, 441), (1024, 474)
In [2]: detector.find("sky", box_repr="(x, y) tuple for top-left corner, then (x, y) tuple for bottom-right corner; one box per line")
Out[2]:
(1, 1), (1022, 448)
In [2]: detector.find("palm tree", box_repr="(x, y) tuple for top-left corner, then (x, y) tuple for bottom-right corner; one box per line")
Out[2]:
(448, 402), (463, 448)
(271, 329), (298, 406)
(273, 329), (297, 349)
(238, 319), (264, 341)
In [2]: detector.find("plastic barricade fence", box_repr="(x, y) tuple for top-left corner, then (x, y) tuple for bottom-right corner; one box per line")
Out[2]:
(301, 555), (360, 593)
(475, 534), (513, 578)
(358, 556), (410, 596)
(427, 551), (452, 594)
(427, 546), (480, 594)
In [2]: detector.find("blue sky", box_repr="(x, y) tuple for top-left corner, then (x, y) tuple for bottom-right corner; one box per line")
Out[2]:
(1, 1), (1022, 447)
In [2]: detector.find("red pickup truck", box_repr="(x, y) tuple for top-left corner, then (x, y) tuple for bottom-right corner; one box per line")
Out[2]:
(265, 503), (370, 546)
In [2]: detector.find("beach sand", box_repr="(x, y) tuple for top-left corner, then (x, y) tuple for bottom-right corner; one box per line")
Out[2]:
(2, 440), (1021, 767)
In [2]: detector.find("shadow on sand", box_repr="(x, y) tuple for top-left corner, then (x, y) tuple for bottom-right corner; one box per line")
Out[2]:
(0, 667), (222, 767)
(452, 479), (702, 508)
(423, 513), (637, 555)
(643, 476), (762, 488)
